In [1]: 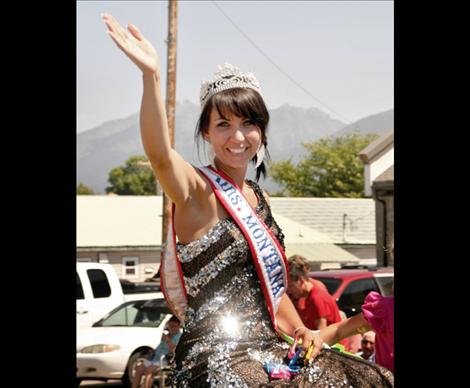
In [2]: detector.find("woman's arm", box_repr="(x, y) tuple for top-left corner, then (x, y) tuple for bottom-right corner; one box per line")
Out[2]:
(276, 293), (323, 359)
(318, 313), (372, 346)
(276, 292), (307, 336)
(140, 73), (200, 204)
(102, 14), (202, 206)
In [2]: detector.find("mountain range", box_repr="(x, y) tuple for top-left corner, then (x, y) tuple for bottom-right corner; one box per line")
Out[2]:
(77, 102), (393, 193)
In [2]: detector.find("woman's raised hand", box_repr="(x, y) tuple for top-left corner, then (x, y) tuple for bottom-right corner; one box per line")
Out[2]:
(102, 13), (160, 76)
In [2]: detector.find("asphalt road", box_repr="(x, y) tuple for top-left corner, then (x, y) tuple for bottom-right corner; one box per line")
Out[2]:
(80, 380), (124, 387)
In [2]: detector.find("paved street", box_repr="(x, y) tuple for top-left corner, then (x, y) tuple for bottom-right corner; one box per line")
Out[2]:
(80, 380), (123, 387)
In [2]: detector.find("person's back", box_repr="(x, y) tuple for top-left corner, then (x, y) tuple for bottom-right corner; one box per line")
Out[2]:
(301, 284), (342, 329)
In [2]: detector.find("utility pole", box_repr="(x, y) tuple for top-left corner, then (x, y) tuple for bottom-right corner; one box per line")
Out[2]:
(161, 0), (178, 261)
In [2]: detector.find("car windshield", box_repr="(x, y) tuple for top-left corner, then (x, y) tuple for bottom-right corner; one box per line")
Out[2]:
(312, 277), (342, 295)
(93, 299), (170, 328)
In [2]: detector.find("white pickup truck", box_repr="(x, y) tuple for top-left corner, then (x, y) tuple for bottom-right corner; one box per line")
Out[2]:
(77, 262), (163, 329)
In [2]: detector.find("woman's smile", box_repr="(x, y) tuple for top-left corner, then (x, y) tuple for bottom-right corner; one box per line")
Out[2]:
(227, 146), (249, 155)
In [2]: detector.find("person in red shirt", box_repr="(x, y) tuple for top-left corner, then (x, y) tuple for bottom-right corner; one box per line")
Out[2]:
(287, 256), (343, 330)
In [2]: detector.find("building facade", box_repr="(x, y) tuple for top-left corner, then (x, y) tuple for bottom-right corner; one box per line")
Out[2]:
(358, 129), (394, 266)
(77, 195), (163, 282)
(77, 195), (366, 279)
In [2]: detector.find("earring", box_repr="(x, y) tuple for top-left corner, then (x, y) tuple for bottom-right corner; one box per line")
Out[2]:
(255, 143), (265, 169)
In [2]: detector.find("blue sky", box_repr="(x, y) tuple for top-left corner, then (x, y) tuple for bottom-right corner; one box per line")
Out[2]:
(77, 1), (393, 133)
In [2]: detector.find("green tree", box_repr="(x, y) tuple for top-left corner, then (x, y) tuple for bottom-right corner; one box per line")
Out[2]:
(77, 182), (94, 195)
(270, 132), (378, 197)
(106, 155), (158, 195)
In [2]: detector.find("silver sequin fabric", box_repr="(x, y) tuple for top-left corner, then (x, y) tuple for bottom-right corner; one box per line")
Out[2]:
(171, 180), (394, 387)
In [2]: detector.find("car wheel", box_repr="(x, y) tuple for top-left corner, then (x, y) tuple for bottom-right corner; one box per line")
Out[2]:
(122, 349), (153, 387)
(152, 369), (172, 387)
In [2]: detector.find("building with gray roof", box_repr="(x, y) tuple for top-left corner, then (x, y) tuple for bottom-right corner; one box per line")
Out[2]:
(358, 129), (394, 266)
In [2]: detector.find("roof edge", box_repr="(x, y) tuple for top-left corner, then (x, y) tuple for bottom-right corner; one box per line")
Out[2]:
(358, 129), (394, 163)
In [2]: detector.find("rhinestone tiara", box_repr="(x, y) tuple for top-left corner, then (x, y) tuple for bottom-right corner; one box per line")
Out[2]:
(199, 63), (263, 109)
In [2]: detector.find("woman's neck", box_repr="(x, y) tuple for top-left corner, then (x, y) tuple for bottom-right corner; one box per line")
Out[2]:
(212, 158), (248, 189)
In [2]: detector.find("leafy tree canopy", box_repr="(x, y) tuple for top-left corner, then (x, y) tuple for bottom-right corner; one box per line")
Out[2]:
(270, 132), (378, 197)
(106, 155), (158, 195)
(77, 182), (94, 195)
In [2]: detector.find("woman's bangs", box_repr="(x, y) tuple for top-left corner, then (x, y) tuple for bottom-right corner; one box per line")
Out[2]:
(212, 89), (263, 124)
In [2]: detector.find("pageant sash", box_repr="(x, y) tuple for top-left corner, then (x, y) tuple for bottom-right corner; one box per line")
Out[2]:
(198, 165), (289, 329)
(160, 202), (188, 324)
(160, 165), (289, 328)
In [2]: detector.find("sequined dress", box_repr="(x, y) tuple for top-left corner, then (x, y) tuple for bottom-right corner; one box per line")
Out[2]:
(172, 180), (394, 387)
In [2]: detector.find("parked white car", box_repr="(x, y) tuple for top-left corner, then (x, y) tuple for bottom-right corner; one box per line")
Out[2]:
(77, 298), (172, 387)
(77, 262), (162, 330)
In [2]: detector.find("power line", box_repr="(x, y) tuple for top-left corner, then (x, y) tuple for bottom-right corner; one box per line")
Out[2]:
(211, 1), (353, 125)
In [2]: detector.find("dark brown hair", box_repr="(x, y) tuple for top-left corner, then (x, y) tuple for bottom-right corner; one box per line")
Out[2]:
(288, 255), (311, 281)
(195, 87), (270, 181)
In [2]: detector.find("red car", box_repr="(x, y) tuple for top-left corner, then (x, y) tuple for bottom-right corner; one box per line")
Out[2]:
(309, 267), (394, 318)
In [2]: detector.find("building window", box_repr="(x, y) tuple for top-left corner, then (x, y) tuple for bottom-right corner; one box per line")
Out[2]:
(122, 257), (139, 278)
(77, 257), (92, 262)
(98, 252), (109, 264)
